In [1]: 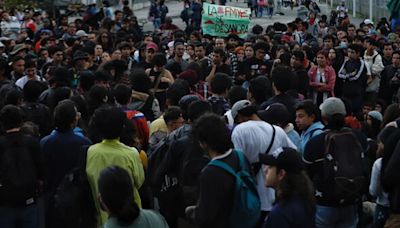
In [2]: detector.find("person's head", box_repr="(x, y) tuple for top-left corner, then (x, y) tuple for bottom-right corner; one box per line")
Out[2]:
(94, 70), (112, 89)
(98, 166), (140, 226)
(323, 35), (335, 49)
(114, 10), (123, 21)
(90, 106), (126, 140)
(0, 105), (23, 130)
(194, 42), (206, 59)
(392, 51), (400, 67)
(245, 45), (254, 59)
(383, 43), (394, 58)
(320, 97), (346, 129)
(365, 110), (383, 139)
(290, 51), (305, 68)
(365, 38), (378, 52)
(347, 24), (356, 37)
(260, 147), (315, 211)
(247, 76), (272, 104)
(258, 103), (290, 128)
(295, 100), (320, 131)
(113, 84), (132, 106)
(164, 106), (184, 133)
(328, 48), (337, 60)
(130, 69), (152, 94)
(12, 56), (25, 75)
(227, 86), (247, 107)
(254, 42), (269, 60)
(119, 42), (132, 59)
(212, 48), (226, 65)
(231, 100), (258, 124)
(111, 49), (122, 60)
(215, 38), (226, 49)
(50, 46), (64, 62)
(23, 80), (45, 103)
(174, 41), (185, 58)
(192, 113), (232, 154)
(210, 73), (232, 97)
(24, 60), (37, 78)
(347, 44), (363, 60)
(145, 42), (158, 61)
(54, 99), (79, 132)
(152, 52), (167, 68)
(95, 45), (104, 57)
(271, 66), (294, 94)
(316, 50), (328, 67)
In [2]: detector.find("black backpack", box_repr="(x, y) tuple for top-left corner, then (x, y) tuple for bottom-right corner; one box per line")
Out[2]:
(0, 134), (37, 204)
(323, 128), (367, 204)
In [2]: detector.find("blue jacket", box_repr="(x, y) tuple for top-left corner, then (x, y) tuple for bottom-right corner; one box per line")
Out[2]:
(299, 121), (324, 154)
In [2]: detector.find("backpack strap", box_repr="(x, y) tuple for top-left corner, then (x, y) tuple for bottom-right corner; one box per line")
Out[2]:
(252, 124), (276, 175)
(309, 128), (323, 138)
(209, 150), (243, 176)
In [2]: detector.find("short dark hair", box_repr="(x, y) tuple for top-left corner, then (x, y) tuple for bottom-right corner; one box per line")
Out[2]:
(152, 53), (167, 67)
(54, 99), (77, 132)
(192, 113), (232, 153)
(295, 100), (320, 121)
(114, 83), (132, 105)
(23, 80), (45, 102)
(210, 73), (232, 94)
(0, 105), (23, 130)
(248, 76), (272, 104)
(271, 66), (294, 93)
(228, 86), (247, 106)
(393, 50), (400, 56)
(163, 106), (183, 123)
(187, 100), (212, 122)
(25, 59), (36, 69)
(213, 48), (225, 59)
(130, 69), (152, 93)
(166, 79), (190, 106)
(347, 44), (363, 55)
(90, 105), (126, 139)
(292, 51), (305, 61)
(253, 42), (269, 52)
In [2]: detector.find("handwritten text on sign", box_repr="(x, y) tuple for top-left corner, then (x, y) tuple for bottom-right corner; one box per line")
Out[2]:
(202, 3), (251, 38)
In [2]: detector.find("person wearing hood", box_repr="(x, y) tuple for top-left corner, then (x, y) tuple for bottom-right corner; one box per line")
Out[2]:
(295, 100), (324, 154)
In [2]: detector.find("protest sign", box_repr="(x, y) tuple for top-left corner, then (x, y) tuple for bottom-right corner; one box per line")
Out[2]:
(202, 3), (251, 38)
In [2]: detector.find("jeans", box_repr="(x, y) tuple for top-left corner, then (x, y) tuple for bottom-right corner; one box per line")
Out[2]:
(315, 204), (358, 228)
(0, 204), (38, 228)
(258, 6), (264, 17)
(153, 18), (161, 30)
(374, 204), (390, 228)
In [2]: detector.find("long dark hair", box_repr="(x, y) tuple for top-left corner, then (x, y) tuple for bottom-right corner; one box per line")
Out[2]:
(98, 166), (140, 226)
(276, 170), (316, 214)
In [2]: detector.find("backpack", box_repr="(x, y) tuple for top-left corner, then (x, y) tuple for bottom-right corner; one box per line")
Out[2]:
(252, 124), (276, 175)
(209, 150), (261, 228)
(51, 145), (97, 228)
(0, 134), (37, 205)
(323, 128), (366, 204)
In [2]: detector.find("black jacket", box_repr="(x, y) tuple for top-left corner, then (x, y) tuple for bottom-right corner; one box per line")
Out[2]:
(378, 65), (400, 104)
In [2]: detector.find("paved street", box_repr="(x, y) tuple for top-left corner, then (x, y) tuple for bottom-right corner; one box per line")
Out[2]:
(134, 0), (364, 33)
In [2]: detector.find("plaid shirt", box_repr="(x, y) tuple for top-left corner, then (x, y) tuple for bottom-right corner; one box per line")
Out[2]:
(208, 52), (238, 77)
(194, 81), (211, 99)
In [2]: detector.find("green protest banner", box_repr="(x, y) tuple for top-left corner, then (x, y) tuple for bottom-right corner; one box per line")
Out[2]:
(202, 3), (251, 39)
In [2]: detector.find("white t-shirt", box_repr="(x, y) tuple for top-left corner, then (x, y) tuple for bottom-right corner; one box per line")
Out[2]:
(15, 75), (45, 89)
(232, 120), (296, 211)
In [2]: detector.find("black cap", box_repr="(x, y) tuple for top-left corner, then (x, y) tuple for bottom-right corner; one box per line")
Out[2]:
(257, 103), (290, 125)
(259, 147), (303, 173)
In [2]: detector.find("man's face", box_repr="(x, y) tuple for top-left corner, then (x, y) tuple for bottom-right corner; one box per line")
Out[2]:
(215, 39), (225, 49)
(323, 39), (334, 49)
(347, 27), (355, 36)
(383, 45), (393, 58)
(295, 109), (315, 131)
(228, 38), (237, 47)
(146, 49), (155, 61)
(337, 31), (346, 40)
(53, 51), (64, 62)
(95, 80), (110, 89)
(366, 42), (376, 52)
(13, 59), (25, 74)
(144, 36), (153, 44)
(347, 48), (359, 60)
(265, 166), (280, 188)
(212, 52), (222, 65)
(26, 67), (36, 78)
(121, 47), (131, 58)
(290, 55), (303, 68)
(175, 44), (185, 58)
(95, 45), (103, 56)
(195, 46), (205, 59)
(255, 49), (266, 60)
(68, 23), (76, 34)
(115, 12), (123, 21)
(167, 117), (185, 133)
(393, 53), (400, 67)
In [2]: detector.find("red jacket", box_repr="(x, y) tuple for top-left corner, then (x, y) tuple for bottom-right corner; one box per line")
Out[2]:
(308, 65), (336, 97)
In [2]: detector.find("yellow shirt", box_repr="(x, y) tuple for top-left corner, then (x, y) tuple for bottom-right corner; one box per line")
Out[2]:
(149, 115), (168, 136)
(86, 139), (145, 226)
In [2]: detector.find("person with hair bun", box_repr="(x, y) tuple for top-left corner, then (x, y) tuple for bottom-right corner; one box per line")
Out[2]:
(98, 166), (168, 228)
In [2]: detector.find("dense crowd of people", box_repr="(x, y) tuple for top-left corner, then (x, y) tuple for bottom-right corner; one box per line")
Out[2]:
(1, 0), (400, 227)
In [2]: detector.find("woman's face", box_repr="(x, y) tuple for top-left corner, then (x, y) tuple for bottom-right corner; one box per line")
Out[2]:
(95, 45), (103, 56)
(316, 54), (327, 67)
(328, 49), (336, 60)
(102, 52), (111, 62)
(100, 33), (109, 43)
(237, 50), (245, 61)
(245, 47), (254, 59)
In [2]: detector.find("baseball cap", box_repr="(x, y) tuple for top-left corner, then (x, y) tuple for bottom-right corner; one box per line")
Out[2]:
(75, 30), (88, 38)
(364, 19), (374, 26)
(368, 111), (383, 122)
(319, 97), (346, 117)
(257, 103), (290, 125)
(146, 42), (158, 51)
(231, 100), (251, 120)
(259, 147), (304, 173)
